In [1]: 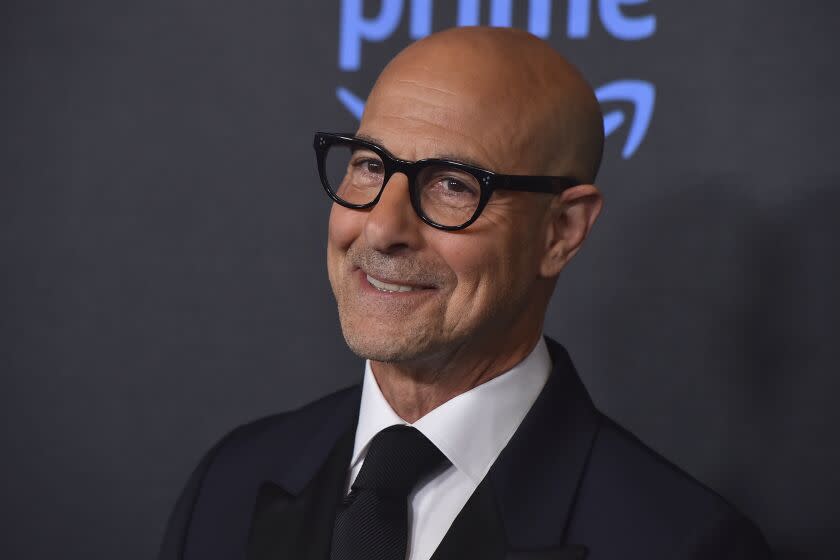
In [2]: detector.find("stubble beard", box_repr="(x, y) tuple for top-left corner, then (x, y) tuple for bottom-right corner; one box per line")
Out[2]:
(335, 294), (445, 363)
(331, 243), (456, 364)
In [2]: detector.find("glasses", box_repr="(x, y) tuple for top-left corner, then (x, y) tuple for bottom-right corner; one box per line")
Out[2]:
(314, 132), (582, 231)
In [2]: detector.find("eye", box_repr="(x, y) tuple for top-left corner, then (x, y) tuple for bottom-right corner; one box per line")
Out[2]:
(441, 178), (469, 192)
(361, 159), (383, 174)
(349, 152), (384, 176)
(434, 177), (479, 197)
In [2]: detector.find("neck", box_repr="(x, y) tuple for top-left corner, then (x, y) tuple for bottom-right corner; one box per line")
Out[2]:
(370, 329), (543, 423)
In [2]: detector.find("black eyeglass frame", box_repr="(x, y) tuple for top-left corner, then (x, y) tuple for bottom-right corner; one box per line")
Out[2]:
(314, 132), (582, 231)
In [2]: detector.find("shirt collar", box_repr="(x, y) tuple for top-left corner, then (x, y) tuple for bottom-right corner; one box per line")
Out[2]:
(350, 337), (551, 484)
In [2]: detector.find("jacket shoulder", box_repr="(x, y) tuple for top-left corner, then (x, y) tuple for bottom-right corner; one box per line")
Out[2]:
(158, 384), (361, 560)
(567, 416), (770, 559)
(221, 384), (361, 449)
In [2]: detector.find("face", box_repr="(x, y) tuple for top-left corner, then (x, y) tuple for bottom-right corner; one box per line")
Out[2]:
(326, 63), (551, 364)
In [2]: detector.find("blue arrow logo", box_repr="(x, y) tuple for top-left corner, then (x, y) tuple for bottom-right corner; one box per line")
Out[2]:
(336, 86), (366, 120)
(595, 79), (655, 159)
(337, 78), (655, 159)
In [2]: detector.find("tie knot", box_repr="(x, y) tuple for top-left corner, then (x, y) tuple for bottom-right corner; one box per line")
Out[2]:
(353, 425), (446, 497)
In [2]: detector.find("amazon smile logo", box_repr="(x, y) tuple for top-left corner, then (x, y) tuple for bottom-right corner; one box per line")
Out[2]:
(335, 0), (657, 159)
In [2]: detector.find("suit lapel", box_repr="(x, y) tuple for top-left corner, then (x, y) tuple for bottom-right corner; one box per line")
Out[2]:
(489, 338), (601, 551)
(433, 338), (600, 560)
(430, 476), (506, 560)
(247, 426), (353, 560)
(430, 479), (588, 560)
(246, 386), (361, 560)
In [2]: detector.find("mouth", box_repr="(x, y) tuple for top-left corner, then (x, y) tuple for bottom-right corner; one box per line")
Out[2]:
(359, 270), (436, 294)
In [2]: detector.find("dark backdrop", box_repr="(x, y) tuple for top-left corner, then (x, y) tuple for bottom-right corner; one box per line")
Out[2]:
(2, 1), (838, 559)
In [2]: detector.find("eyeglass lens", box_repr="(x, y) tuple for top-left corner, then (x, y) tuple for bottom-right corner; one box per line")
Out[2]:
(324, 143), (482, 227)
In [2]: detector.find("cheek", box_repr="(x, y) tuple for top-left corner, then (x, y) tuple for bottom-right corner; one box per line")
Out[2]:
(327, 205), (363, 290)
(443, 229), (540, 306)
(328, 204), (361, 251)
(442, 238), (510, 306)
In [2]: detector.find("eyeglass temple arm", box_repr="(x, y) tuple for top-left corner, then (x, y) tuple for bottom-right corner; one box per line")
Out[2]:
(495, 174), (581, 193)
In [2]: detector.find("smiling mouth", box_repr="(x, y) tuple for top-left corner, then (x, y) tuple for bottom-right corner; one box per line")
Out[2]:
(364, 273), (432, 293)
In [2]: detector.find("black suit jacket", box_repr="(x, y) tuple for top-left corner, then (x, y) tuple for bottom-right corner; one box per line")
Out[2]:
(159, 338), (771, 560)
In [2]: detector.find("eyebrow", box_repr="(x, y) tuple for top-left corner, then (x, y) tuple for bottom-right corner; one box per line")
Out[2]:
(353, 132), (384, 145)
(353, 132), (489, 170)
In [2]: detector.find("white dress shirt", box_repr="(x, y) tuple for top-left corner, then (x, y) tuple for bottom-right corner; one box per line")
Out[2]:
(347, 337), (552, 560)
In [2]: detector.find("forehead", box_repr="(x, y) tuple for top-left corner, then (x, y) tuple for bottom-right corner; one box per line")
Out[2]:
(358, 71), (534, 174)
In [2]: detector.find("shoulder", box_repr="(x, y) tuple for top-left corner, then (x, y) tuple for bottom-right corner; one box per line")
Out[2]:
(568, 415), (770, 558)
(193, 384), (362, 492)
(158, 384), (361, 560)
(216, 384), (362, 453)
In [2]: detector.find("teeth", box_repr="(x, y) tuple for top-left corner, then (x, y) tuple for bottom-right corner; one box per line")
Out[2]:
(366, 274), (416, 293)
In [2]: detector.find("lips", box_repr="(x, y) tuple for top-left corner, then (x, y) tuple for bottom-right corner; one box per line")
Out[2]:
(360, 269), (435, 294)
(366, 274), (417, 293)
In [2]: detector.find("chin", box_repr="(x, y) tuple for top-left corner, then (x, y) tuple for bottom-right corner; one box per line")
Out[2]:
(344, 335), (416, 363)
(340, 319), (439, 364)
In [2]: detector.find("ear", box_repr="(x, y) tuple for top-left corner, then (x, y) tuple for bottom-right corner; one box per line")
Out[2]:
(539, 184), (603, 278)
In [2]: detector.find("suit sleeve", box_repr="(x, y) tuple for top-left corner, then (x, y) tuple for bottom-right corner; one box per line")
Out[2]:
(157, 436), (230, 560)
(685, 509), (773, 560)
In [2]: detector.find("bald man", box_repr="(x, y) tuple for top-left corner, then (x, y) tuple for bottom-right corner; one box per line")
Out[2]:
(159, 27), (770, 560)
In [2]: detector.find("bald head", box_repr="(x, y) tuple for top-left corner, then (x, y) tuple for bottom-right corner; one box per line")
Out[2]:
(361, 26), (604, 183)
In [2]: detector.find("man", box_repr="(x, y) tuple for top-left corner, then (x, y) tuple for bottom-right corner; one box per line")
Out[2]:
(159, 27), (771, 560)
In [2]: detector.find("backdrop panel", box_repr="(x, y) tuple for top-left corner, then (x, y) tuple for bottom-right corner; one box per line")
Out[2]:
(2, 1), (838, 558)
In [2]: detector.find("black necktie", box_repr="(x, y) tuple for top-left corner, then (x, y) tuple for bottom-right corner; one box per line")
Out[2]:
(330, 425), (448, 560)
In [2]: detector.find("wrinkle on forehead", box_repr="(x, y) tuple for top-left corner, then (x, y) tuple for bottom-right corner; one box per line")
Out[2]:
(394, 79), (457, 97)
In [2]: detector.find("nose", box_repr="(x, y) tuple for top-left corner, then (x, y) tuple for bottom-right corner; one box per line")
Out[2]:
(363, 172), (424, 254)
